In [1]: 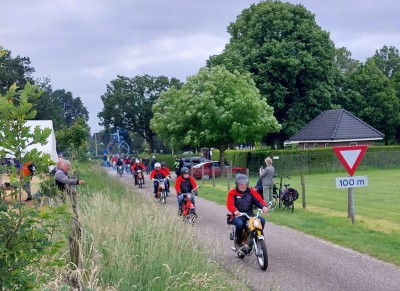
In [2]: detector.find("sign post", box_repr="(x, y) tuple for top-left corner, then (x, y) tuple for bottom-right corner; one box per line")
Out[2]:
(333, 145), (368, 224)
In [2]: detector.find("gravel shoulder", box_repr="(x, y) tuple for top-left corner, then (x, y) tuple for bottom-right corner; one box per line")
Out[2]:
(106, 168), (400, 291)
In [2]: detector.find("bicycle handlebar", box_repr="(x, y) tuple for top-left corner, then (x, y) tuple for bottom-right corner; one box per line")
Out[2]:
(237, 208), (263, 219)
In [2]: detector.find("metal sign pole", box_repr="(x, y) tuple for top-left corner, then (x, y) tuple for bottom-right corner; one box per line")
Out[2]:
(349, 187), (355, 224)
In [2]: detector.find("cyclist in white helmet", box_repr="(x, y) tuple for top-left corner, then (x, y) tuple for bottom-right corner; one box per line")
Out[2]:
(150, 162), (169, 198)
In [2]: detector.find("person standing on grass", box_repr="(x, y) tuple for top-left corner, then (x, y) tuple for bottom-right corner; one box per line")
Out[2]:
(260, 156), (275, 204)
(20, 161), (35, 201)
(55, 159), (85, 191)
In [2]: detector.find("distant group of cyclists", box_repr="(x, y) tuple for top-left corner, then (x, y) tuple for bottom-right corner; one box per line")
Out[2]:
(103, 154), (196, 216)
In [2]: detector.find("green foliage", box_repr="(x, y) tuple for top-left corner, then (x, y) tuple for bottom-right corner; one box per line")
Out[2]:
(0, 82), (67, 290)
(216, 146), (400, 176)
(55, 117), (90, 157)
(0, 49), (35, 95)
(0, 202), (66, 289)
(98, 74), (183, 151)
(151, 65), (281, 167)
(371, 45), (400, 78)
(207, 1), (338, 146)
(339, 60), (400, 144)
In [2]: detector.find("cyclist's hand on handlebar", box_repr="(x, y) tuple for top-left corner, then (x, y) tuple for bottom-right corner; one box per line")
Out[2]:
(262, 206), (269, 215)
(233, 210), (240, 217)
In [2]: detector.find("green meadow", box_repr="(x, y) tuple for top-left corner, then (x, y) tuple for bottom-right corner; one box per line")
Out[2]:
(197, 169), (400, 266)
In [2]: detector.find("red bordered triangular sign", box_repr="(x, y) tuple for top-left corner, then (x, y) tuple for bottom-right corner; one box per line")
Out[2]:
(333, 145), (368, 176)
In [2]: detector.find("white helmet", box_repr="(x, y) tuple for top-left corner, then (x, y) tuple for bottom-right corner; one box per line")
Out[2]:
(135, 159), (140, 163)
(155, 162), (161, 168)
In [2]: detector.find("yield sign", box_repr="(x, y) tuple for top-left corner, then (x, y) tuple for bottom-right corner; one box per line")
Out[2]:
(333, 145), (368, 176)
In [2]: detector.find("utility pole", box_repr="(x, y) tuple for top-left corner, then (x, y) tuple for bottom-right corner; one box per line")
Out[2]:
(95, 133), (98, 156)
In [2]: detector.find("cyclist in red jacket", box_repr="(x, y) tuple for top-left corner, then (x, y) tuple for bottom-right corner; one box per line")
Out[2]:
(150, 162), (169, 198)
(175, 167), (198, 215)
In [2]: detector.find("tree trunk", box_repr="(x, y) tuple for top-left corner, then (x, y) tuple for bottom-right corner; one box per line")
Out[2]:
(219, 147), (226, 177)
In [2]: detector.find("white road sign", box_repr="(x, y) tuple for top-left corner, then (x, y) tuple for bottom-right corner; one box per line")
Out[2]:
(336, 176), (368, 189)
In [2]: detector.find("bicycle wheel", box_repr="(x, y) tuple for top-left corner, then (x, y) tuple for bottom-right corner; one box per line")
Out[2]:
(268, 195), (278, 210)
(255, 238), (268, 271)
(278, 190), (283, 208)
(161, 191), (167, 203)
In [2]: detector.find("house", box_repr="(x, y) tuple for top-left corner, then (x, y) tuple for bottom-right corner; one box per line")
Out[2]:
(285, 109), (384, 149)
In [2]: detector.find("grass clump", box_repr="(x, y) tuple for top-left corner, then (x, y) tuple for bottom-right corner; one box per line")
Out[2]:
(77, 162), (248, 290)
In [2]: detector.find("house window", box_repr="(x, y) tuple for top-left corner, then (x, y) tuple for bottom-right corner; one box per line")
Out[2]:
(313, 143), (318, 148)
(303, 143), (308, 149)
(350, 142), (357, 146)
(325, 143), (330, 148)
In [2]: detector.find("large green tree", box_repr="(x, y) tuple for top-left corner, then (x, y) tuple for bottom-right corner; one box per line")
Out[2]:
(340, 60), (400, 144)
(55, 117), (90, 156)
(207, 1), (338, 147)
(98, 74), (182, 151)
(151, 65), (281, 167)
(31, 78), (66, 131)
(51, 89), (89, 127)
(0, 48), (35, 95)
(371, 45), (400, 78)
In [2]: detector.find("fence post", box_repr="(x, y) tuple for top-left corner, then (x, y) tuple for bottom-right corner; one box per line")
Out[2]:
(201, 164), (204, 184)
(227, 165), (231, 191)
(212, 166), (215, 187)
(301, 174), (306, 209)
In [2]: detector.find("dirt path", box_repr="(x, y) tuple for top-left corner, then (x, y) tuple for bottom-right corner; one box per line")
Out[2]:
(106, 167), (400, 291)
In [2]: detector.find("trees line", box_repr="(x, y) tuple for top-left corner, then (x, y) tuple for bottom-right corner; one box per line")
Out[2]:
(2, 2), (400, 159)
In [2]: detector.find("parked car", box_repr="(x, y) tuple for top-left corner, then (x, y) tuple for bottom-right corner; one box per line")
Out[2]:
(192, 161), (247, 180)
(181, 157), (211, 169)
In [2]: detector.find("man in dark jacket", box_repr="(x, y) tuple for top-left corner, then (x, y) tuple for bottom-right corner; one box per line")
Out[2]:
(226, 174), (268, 247)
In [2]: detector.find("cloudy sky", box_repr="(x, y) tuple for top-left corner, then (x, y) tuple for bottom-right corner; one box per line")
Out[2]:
(1, 0), (399, 134)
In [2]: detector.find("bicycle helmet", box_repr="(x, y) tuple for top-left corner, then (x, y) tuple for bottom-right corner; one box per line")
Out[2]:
(135, 159), (140, 163)
(235, 174), (248, 187)
(161, 162), (167, 167)
(154, 162), (161, 168)
(181, 167), (190, 174)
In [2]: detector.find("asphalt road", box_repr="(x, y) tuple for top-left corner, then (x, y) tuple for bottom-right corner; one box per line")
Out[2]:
(107, 168), (400, 291)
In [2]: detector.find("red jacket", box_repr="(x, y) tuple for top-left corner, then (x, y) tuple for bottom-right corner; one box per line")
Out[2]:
(175, 176), (197, 196)
(131, 163), (146, 172)
(226, 187), (266, 216)
(150, 169), (169, 180)
(161, 166), (171, 176)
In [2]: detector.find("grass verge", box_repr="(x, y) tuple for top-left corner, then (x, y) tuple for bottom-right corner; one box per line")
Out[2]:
(76, 162), (249, 290)
(196, 169), (400, 266)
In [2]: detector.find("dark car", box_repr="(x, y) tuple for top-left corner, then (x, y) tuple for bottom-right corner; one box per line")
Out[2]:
(192, 161), (247, 180)
(181, 157), (211, 169)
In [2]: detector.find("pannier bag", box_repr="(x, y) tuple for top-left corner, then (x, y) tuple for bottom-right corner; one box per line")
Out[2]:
(282, 188), (299, 206)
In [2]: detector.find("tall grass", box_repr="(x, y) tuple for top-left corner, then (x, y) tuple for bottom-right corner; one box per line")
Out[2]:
(197, 169), (400, 266)
(76, 163), (249, 290)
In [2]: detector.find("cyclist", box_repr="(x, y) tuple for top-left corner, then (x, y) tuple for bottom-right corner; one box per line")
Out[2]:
(160, 162), (171, 196)
(227, 174), (268, 248)
(131, 159), (147, 186)
(175, 167), (197, 215)
(115, 157), (124, 174)
(150, 162), (169, 198)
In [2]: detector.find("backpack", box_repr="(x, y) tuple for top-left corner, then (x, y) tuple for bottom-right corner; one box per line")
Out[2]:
(282, 188), (299, 206)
